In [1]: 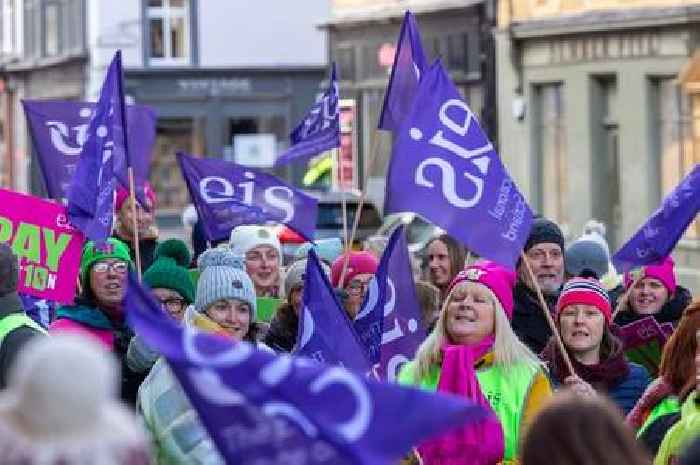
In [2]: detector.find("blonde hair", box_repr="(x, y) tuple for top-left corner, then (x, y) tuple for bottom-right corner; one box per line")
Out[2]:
(412, 281), (543, 381)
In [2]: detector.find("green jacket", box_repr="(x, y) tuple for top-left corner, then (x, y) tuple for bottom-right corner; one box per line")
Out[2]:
(398, 353), (551, 462)
(655, 391), (700, 465)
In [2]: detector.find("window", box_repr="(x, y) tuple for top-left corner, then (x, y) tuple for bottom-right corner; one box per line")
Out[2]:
(44, 1), (59, 56)
(654, 78), (699, 240)
(24, 0), (40, 58)
(534, 83), (568, 227)
(335, 46), (355, 81)
(146, 0), (190, 65)
(151, 118), (202, 210)
(0, 0), (16, 56)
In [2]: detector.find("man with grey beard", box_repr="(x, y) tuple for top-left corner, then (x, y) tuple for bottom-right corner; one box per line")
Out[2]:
(511, 217), (566, 354)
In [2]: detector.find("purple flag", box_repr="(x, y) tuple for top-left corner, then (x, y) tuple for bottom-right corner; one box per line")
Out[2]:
(125, 272), (488, 465)
(378, 11), (428, 132)
(384, 60), (533, 269)
(354, 225), (426, 381)
(23, 100), (156, 203)
(274, 63), (340, 166)
(613, 165), (700, 271)
(67, 51), (128, 242)
(295, 250), (371, 374)
(178, 152), (318, 242)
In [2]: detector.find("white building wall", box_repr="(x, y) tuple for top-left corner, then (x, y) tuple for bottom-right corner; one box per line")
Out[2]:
(198, 0), (329, 67)
(85, 0), (143, 99)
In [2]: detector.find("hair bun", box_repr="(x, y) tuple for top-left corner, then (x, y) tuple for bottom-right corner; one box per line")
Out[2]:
(197, 248), (244, 271)
(155, 239), (191, 267)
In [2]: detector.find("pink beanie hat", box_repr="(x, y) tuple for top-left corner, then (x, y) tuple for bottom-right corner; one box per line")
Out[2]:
(624, 256), (677, 295)
(115, 182), (157, 212)
(446, 261), (516, 319)
(331, 251), (379, 288)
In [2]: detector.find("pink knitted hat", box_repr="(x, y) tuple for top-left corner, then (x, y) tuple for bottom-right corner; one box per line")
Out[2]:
(624, 256), (677, 295)
(115, 182), (157, 212)
(447, 261), (516, 319)
(331, 251), (379, 288)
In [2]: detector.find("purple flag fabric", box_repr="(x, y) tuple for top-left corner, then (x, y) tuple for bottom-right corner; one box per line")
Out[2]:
(613, 165), (700, 271)
(178, 152), (318, 242)
(125, 272), (488, 465)
(23, 100), (155, 204)
(295, 250), (371, 374)
(67, 51), (128, 242)
(274, 63), (340, 166)
(378, 11), (428, 132)
(354, 225), (426, 382)
(384, 60), (533, 269)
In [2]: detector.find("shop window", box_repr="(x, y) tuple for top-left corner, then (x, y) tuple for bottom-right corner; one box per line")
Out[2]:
(151, 118), (200, 210)
(654, 78), (699, 240)
(146, 0), (191, 66)
(226, 115), (286, 169)
(534, 83), (568, 227)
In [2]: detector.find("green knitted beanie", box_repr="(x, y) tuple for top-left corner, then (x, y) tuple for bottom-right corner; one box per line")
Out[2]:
(143, 239), (195, 304)
(80, 238), (132, 283)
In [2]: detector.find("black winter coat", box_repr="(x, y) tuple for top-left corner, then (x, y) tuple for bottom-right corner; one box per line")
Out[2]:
(0, 292), (44, 389)
(511, 282), (559, 354)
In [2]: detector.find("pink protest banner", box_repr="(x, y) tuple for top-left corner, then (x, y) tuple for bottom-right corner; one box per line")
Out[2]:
(0, 188), (85, 303)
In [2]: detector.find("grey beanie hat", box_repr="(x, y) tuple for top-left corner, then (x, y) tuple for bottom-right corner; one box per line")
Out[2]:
(565, 239), (609, 280)
(284, 259), (330, 297)
(195, 248), (257, 320)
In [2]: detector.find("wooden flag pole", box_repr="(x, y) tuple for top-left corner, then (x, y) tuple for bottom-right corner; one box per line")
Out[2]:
(128, 166), (142, 282)
(338, 133), (383, 287)
(465, 250), (472, 267)
(520, 251), (576, 377)
(337, 148), (349, 254)
(611, 272), (643, 321)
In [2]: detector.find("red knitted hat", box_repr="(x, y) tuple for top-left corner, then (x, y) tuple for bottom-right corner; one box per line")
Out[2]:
(556, 277), (612, 324)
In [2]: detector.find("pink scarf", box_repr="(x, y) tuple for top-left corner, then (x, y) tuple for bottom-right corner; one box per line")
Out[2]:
(417, 336), (505, 465)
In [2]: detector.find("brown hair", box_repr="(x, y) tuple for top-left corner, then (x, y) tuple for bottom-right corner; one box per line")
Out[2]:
(522, 392), (651, 465)
(414, 280), (440, 330)
(424, 234), (466, 292)
(659, 300), (700, 400)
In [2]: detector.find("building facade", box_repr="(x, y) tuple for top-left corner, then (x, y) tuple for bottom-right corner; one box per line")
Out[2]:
(325, 0), (497, 209)
(496, 0), (700, 291)
(0, 0), (331, 220)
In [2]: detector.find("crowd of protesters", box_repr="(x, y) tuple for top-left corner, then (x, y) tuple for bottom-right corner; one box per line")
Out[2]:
(0, 182), (699, 465)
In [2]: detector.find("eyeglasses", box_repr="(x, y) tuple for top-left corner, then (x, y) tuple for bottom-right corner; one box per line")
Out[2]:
(159, 298), (186, 313)
(92, 261), (129, 274)
(347, 279), (371, 295)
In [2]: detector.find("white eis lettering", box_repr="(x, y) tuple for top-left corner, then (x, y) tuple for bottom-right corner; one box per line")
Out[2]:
(411, 98), (493, 209)
(199, 172), (295, 222)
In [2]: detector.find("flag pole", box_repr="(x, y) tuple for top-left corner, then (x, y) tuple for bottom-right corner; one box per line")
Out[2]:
(337, 147), (349, 254)
(128, 166), (142, 282)
(520, 251), (576, 377)
(338, 133), (382, 287)
(611, 273), (643, 321)
(465, 250), (472, 267)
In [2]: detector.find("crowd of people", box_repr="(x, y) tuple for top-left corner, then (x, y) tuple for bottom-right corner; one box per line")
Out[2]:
(0, 182), (698, 465)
